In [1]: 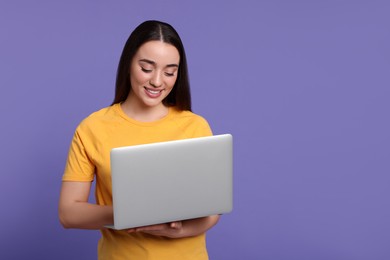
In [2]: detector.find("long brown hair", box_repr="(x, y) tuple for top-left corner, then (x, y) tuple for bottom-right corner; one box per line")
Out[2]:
(112, 20), (192, 111)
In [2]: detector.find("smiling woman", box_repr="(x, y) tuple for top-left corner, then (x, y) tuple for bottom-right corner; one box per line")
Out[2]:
(122, 41), (180, 121)
(58, 20), (220, 260)
(113, 20), (192, 112)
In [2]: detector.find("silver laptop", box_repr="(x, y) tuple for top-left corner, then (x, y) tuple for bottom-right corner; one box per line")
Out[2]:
(107, 134), (233, 230)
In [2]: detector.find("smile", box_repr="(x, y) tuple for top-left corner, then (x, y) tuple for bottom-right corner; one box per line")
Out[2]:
(145, 88), (162, 94)
(144, 87), (164, 98)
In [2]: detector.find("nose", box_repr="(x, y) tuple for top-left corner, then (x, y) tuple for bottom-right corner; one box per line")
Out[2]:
(149, 72), (162, 88)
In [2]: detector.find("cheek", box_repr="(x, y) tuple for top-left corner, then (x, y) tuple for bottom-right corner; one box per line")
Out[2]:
(166, 77), (178, 89)
(131, 69), (149, 85)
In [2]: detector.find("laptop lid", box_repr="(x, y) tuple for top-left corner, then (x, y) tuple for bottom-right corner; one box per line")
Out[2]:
(108, 134), (233, 230)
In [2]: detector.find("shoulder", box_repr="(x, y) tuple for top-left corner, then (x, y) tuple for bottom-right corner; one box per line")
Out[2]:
(169, 109), (213, 137)
(170, 109), (209, 125)
(75, 105), (118, 135)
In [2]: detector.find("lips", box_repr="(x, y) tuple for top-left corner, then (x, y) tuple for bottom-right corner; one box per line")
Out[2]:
(144, 87), (163, 98)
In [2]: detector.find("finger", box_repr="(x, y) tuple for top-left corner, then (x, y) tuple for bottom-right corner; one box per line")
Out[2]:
(170, 221), (182, 229)
(136, 223), (168, 232)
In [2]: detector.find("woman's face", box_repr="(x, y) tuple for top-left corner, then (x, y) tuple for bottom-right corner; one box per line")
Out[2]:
(128, 40), (180, 109)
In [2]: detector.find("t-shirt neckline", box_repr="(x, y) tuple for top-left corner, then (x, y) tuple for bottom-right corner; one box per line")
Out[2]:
(114, 103), (173, 127)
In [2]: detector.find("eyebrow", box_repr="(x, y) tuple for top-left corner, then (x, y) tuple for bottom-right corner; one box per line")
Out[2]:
(139, 59), (179, 68)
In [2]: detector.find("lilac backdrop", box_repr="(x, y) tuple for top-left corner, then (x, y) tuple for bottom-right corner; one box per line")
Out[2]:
(1, 1), (389, 259)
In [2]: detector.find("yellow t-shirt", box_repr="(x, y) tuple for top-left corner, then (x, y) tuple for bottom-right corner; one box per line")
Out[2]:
(63, 103), (213, 260)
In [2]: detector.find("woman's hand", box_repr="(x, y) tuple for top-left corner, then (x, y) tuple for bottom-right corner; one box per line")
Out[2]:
(127, 221), (183, 238)
(127, 215), (220, 238)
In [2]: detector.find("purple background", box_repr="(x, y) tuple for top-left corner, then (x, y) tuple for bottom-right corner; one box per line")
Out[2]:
(1, 1), (389, 259)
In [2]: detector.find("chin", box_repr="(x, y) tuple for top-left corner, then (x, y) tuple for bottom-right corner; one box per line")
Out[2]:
(142, 99), (165, 108)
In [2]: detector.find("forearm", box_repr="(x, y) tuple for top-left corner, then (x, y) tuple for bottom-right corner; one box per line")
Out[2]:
(59, 201), (113, 230)
(59, 181), (113, 230)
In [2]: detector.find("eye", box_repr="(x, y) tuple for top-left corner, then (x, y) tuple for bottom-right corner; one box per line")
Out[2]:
(141, 67), (152, 73)
(165, 72), (175, 77)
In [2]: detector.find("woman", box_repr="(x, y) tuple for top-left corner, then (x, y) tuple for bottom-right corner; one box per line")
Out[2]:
(59, 20), (220, 259)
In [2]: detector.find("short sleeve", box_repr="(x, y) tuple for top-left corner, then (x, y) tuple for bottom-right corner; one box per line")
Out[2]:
(62, 127), (95, 182)
(192, 115), (213, 137)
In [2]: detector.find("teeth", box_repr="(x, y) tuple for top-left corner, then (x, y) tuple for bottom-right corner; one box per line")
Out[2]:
(147, 89), (160, 94)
